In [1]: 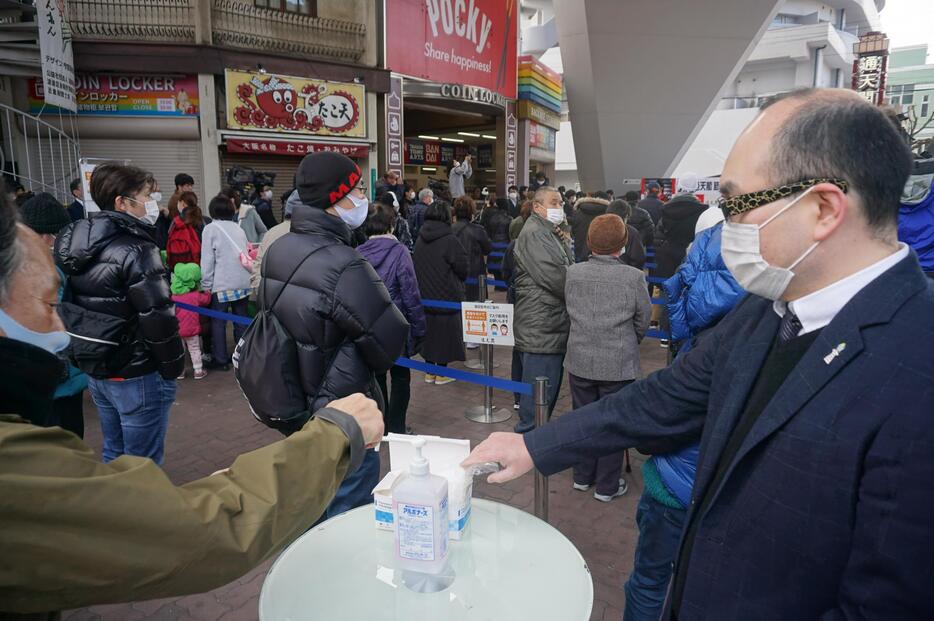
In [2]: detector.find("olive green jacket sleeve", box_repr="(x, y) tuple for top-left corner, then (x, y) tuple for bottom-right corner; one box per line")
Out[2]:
(0, 412), (355, 614)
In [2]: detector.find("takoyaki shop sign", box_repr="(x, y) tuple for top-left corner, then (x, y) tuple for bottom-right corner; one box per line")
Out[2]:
(224, 69), (366, 138)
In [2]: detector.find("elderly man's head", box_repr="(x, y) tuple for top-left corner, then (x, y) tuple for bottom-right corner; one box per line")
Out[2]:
(532, 186), (563, 223)
(719, 88), (912, 301)
(0, 192), (67, 348)
(418, 188), (434, 205)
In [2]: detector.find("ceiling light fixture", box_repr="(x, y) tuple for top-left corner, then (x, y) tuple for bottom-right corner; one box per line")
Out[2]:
(417, 135), (440, 140)
(421, 167), (437, 172)
(481, 134), (497, 140)
(441, 137), (465, 143)
(457, 132), (480, 137)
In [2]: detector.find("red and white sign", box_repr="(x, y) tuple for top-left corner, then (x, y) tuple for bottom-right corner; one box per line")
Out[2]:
(386, 0), (518, 100)
(226, 138), (369, 158)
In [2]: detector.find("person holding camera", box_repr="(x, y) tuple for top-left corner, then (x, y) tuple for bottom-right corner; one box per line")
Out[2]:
(448, 154), (472, 199)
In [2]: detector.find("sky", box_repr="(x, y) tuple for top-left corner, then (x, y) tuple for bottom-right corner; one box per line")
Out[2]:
(531, 0), (934, 73)
(880, 0), (934, 56)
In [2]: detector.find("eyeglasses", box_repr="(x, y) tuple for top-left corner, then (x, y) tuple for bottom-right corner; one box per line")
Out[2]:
(718, 178), (848, 219)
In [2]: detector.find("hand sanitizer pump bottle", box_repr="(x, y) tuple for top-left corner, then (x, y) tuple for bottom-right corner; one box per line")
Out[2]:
(393, 438), (449, 577)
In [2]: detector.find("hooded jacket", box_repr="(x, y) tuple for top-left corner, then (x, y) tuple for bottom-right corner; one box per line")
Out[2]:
(513, 212), (574, 354)
(653, 194), (707, 279)
(54, 211), (185, 380)
(412, 220), (470, 313)
(899, 168), (934, 273)
(481, 200), (513, 244)
(628, 204), (655, 248)
(238, 203), (268, 245)
(255, 205), (408, 414)
(357, 236), (427, 358)
(452, 219), (492, 278)
(569, 197), (610, 262)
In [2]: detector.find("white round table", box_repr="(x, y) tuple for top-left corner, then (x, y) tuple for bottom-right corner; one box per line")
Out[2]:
(259, 498), (593, 620)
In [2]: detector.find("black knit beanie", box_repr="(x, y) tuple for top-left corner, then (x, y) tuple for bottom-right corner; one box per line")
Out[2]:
(296, 151), (362, 209)
(19, 192), (71, 235)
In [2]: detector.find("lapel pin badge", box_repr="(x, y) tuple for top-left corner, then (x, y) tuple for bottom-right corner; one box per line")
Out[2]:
(823, 342), (847, 365)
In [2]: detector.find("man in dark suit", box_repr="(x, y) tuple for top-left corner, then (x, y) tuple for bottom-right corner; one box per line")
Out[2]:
(66, 178), (84, 222)
(464, 88), (934, 620)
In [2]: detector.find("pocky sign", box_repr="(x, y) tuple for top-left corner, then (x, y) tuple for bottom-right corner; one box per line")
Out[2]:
(225, 69), (366, 137)
(386, 0), (518, 100)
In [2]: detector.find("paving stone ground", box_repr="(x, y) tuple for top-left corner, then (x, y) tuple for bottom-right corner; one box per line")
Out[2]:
(64, 315), (670, 621)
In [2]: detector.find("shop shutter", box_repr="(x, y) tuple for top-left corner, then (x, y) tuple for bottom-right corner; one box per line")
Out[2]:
(78, 139), (205, 201)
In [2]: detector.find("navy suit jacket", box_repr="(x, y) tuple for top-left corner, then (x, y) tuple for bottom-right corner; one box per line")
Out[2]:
(527, 253), (934, 620)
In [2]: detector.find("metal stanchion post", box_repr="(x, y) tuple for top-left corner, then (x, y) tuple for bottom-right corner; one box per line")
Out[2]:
(464, 324), (512, 423)
(533, 376), (549, 522)
(466, 274), (500, 370)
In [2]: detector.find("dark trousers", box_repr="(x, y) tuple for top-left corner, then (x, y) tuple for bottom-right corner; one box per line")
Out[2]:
(515, 352), (565, 433)
(51, 392), (85, 439)
(375, 365), (411, 434)
(624, 491), (688, 621)
(569, 374), (632, 495)
(510, 348), (523, 405)
(211, 295), (249, 364)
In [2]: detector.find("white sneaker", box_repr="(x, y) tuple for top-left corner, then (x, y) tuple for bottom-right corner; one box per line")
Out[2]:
(466, 343), (480, 350)
(513, 403), (520, 410)
(572, 482), (591, 492)
(594, 478), (629, 502)
(424, 374), (436, 384)
(434, 376), (456, 386)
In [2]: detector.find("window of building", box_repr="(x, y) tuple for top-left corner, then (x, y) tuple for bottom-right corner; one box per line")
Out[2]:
(922, 95), (930, 119)
(255, 0), (316, 15)
(888, 84), (915, 106)
(770, 14), (801, 28)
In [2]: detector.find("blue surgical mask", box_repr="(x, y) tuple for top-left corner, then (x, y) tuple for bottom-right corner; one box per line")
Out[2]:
(339, 193), (369, 229)
(0, 308), (71, 354)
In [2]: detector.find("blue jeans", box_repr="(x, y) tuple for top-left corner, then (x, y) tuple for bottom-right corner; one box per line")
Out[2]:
(624, 491), (688, 621)
(322, 448), (381, 520)
(515, 352), (565, 433)
(87, 373), (176, 465)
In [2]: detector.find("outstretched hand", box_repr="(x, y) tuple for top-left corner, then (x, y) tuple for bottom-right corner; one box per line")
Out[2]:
(461, 432), (535, 484)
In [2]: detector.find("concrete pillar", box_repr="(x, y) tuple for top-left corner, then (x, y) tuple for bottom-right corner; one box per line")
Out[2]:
(197, 74), (221, 199)
(553, 0), (782, 190)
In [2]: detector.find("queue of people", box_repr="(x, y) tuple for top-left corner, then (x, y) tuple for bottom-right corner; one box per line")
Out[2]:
(4, 87), (934, 620)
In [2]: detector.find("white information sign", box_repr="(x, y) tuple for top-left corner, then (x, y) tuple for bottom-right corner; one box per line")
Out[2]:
(462, 301), (514, 346)
(37, 0), (76, 112)
(79, 160), (100, 213)
(678, 176), (721, 206)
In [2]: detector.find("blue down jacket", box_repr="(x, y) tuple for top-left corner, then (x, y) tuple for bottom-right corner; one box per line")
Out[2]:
(899, 165), (934, 273)
(654, 223), (745, 506)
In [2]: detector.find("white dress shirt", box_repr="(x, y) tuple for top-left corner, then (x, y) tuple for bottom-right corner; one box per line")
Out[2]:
(774, 243), (909, 335)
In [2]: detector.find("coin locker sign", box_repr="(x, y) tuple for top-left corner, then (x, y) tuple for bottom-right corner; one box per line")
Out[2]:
(462, 302), (514, 346)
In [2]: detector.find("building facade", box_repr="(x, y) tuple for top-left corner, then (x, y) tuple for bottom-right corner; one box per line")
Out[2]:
(887, 45), (934, 154)
(1, 0), (384, 215)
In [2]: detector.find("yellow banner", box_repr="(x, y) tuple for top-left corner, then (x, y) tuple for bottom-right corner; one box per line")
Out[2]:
(225, 69), (366, 138)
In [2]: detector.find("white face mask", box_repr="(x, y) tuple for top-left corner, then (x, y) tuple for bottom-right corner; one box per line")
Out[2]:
(339, 192), (369, 229)
(720, 186), (819, 300)
(125, 196), (160, 225)
(508, 192), (518, 200)
(150, 191), (163, 203)
(264, 190), (273, 200)
(546, 208), (564, 224)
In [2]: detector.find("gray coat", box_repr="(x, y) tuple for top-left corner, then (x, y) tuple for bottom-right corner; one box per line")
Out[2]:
(448, 160), (472, 198)
(513, 212), (574, 354)
(564, 254), (651, 381)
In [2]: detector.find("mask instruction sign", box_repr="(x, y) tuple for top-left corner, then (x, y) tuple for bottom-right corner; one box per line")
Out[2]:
(79, 159), (100, 213)
(462, 302), (514, 346)
(36, 0), (76, 112)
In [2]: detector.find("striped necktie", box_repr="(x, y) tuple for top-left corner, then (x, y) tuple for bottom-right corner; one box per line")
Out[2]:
(779, 308), (803, 343)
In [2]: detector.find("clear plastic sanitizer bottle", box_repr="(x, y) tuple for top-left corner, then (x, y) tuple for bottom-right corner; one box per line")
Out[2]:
(393, 437), (449, 576)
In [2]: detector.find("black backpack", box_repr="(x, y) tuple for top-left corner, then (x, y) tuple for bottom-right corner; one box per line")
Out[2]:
(233, 246), (329, 434)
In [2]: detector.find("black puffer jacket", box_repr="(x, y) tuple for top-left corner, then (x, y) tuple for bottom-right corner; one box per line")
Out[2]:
(258, 206), (408, 412)
(628, 205), (655, 248)
(569, 197), (609, 261)
(654, 194), (707, 278)
(452, 220), (492, 278)
(54, 211), (184, 380)
(481, 200), (513, 244)
(413, 220), (470, 315)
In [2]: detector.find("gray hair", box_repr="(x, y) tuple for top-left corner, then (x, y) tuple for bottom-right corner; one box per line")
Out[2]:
(533, 186), (560, 203)
(418, 188), (433, 202)
(0, 189), (24, 306)
(761, 88), (912, 231)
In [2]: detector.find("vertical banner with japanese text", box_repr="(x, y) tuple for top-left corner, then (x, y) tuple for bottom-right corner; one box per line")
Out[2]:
(386, 76), (404, 178)
(36, 0), (76, 112)
(505, 100), (518, 189)
(851, 32), (890, 106)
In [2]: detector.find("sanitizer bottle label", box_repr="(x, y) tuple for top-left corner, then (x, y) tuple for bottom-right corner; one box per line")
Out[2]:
(397, 503), (435, 561)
